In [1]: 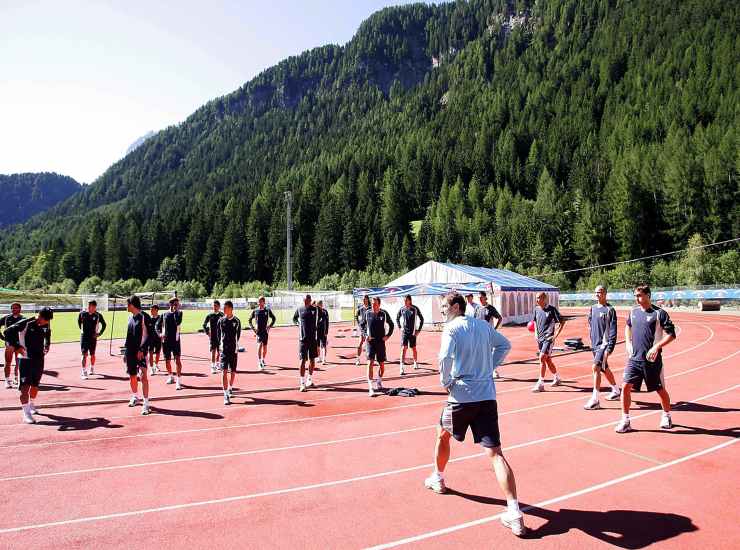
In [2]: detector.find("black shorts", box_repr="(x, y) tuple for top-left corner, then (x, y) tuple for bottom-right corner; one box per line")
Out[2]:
(318, 335), (328, 349)
(163, 340), (181, 360)
(221, 352), (238, 372)
(80, 337), (97, 355)
(366, 339), (387, 363)
(18, 357), (44, 387)
(624, 358), (664, 392)
(402, 333), (417, 348)
(440, 400), (501, 448)
(256, 331), (269, 344)
(592, 346), (614, 371)
(209, 336), (220, 351)
(148, 338), (162, 354)
(125, 354), (147, 376)
(299, 341), (318, 360)
(538, 339), (554, 356)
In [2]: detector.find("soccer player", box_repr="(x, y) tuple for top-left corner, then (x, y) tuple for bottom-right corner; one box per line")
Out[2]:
(4, 307), (53, 424)
(147, 304), (163, 375)
(1, 302), (24, 388)
(293, 295), (318, 392)
(584, 286), (621, 410)
(476, 291), (509, 379)
(615, 284), (676, 433)
(364, 297), (394, 397)
(424, 293), (526, 537)
(355, 295), (370, 366)
(218, 301), (241, 405)
(531, 292), (566, 392)
(203, 300), (225, 374)
(249, 296), (276, 370)
(316, 300), (330, 364)
(396, 295), (424, 375)
(78, 299), (107, 379)
(124, 296), (151, 415)
(162, 297), (184, 389)
(464, 293), (479, 317)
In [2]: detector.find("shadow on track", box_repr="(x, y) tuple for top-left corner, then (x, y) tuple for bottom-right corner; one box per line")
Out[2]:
(35, 411), (124, 431)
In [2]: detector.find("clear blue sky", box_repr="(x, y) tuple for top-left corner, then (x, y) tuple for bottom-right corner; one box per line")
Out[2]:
(0, 0), (419, 184)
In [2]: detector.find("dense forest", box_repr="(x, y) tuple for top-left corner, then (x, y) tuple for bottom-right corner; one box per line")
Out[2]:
(0, 173), (81, 228)
(1, 0), (737, 294)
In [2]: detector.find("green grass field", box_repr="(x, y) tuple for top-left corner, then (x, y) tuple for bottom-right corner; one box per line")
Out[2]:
(1, 308), (354, 346)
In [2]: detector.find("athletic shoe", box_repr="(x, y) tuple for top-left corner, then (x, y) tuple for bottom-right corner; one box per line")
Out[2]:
(368, 388), (379, 397)
(175, 381), (182, 391)
(584, 396), (601, 410)
(549, 375), (562, 387)
(492, 370), (500, 379)
(615, 418), (632, 433)
(89, 366), (95, 375)
(355, 358), (360, 366)
(306, 379), (315, 388)
(423, 475), (446, 494)
(210, 364), (217, 374)
(660, 414), (673, 430)
(80, 370), (88, 380)
(141, 405), (150, 416)
(22, 409), (35, 424)
(606, 388), (621, 401)
(259, 361), (265, 371)
(28, 403), (38, 415)
(531, 380), (545, 392)
(149, 366), (156, 376)
(413, 362), (418, 370)
(166, 375), (174, 384)
(400, 366), (406, 376)
(13, 377), (18, 387)
(228, 387), (234, 396)
(4, 379), (11, 389)
(128, 396), (138, 407)
(299, 384), (307, 392)
(501, 514), (527, 537)
(224, 394), (231, 405)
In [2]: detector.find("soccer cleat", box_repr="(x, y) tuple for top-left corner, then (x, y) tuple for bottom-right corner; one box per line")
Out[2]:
(549, 375), (562, 387)
(501, 514), (527, 537)
(606, 388), (621, 401)
(531, 380), (545, 392)
(128, 396), (138, 407)
(660, 414), (673, 430)
(584, 396), (601, 410)
(615, 418), (632, 433)
(423, 475), (447, 494)
(22, 409), (36, 424)
(224, 394), (231, 405)
(141, 405), (150, 416)
(4, 379), (11, 389)
(299, 384), (307, 392)
(166, 375), (174, 384)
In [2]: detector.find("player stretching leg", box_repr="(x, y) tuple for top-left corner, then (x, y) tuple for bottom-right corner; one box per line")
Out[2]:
(293, 295), (318, 392)
(78, 299), (107, 379)
(475, 291), (509, 379)
(249, 296), (276, 370)
(124, 296), (151, 415)
(162, 297), (184, 389)
(396, 295), (424, 375)
(5, 308), (53, 424)
(424, 293), (526, 537)
(1, 302), (24, 388)
(316, 300), (330, 364)
(355, 295), (370, 366)
(615, 285), (676, 433)
(203, 300), (224, 373)
(364, 297), (394, 397)
(147, 305), (162, 375)
(584, 286), (621, 409)
(218, 301), (241, 404)
(531, 292), (566, 392)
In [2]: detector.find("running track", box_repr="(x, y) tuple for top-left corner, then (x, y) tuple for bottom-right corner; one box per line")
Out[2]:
(0, 309), (737, 549)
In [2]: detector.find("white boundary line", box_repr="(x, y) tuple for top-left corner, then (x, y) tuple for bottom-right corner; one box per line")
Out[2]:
(0, 382), (736, 535)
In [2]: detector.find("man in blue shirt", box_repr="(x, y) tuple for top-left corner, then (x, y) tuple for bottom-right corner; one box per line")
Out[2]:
(424, 293), (526, 537)
(584, 286), (621, 410)
(616, 284), (676, 433)
(531, 292), (566, 392)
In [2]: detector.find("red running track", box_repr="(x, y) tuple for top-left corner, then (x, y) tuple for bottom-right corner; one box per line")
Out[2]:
(0, 309), (737, 549)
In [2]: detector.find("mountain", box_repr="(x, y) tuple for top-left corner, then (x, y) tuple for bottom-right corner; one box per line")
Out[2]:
(125, 131), (156, 156)
(0, 173), (82, 227)
(0, 0), (736, 291)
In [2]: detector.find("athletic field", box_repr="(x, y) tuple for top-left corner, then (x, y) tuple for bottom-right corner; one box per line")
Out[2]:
(0, 309), (738, 548)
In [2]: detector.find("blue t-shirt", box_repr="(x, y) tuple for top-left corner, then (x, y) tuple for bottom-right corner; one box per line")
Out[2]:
(533, 305), (562, 342)
(626, 306), (676, 362)
(588, 303), (617, 352)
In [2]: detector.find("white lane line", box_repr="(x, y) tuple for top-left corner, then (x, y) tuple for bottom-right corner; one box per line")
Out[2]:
(572, 435), (664, 465)
(365, 437), (740, 550)
(0, 325), (725, 450)
(0, 382), (736, 535)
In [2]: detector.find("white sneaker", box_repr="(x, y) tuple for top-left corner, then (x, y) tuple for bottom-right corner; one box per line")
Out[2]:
(501, 513), (527, 537)
(4, 379), (11, 389)
(166, 375), (174, 384)
(400, 366), (406, 376)
(413, 362), (418, 370)
(224, 394), (231, 405)
(89, 366), (95, 375)
(80, 370), (88, 380)
(606, 388), (621, 401)
(141, 405), (150, 416)
(423, 475), (446, 494)
(615, 418), (632, 433)
(584, 396), (601, 410)
(175, 380), (182, 391)
(22, 409), (35, 424)
(531, 380), (545, 392)
(306, 379), (315, 388)
(128, 396), (138, 407)
(549, 375), (562, 387)
(368, 388), (378, 397)
(299, 384), (307, 392)
(258, 361), (264, 371)
(660, 414), (673, 430)
(492, 369), (500, 379)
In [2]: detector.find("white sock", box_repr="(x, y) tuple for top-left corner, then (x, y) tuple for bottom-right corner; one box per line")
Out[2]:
(176, 376), (181, 383)
(299, 376), (305, 385)
(432, 469), (443, 480)
(143, 398), (149, 406)
(622, 413), (630, 421)
(132, 393), (138, 400)
(375, 376), (381, 384)
(592, 388), (599, 398)
(22, 403), (31, 413)
(367, 379), (374, 391)
(224, 389), (229, 397)
(612, 385), (619, 392)
(30, 399), (36, 407)
(507, 499), (521, 516)
(662, 411), (671, 417)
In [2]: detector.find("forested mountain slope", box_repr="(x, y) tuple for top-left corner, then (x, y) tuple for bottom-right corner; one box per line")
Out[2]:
(0, 173), (81, 227)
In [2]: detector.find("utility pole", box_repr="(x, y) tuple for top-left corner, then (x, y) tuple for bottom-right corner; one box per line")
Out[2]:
(284, 191), (292, 290)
